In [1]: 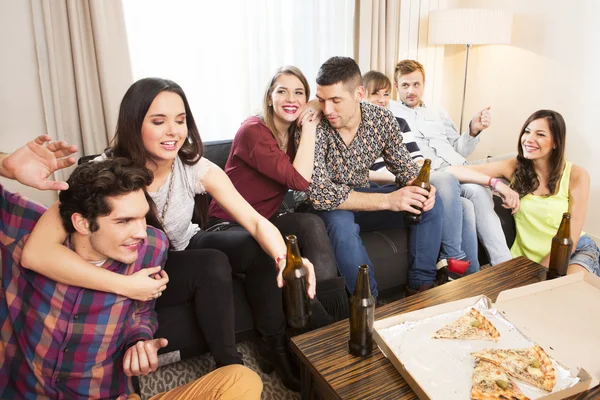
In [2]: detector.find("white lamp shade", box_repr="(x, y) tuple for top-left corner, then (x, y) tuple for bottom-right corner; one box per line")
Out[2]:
(428, 8), (513, 45)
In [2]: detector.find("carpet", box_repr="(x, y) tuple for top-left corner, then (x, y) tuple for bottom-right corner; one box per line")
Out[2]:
(139, 341), (300, 400)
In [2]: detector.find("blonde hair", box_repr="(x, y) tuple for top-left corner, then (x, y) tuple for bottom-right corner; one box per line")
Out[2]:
(262, 66), (310, 137)
(394, 59), (426, 85)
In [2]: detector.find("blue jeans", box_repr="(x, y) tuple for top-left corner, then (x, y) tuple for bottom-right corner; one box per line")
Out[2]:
(315, 184), (444, 296)
(430, 172), (479, 274)
(570, 234), (600, 276)
(460, 183), (513, 265)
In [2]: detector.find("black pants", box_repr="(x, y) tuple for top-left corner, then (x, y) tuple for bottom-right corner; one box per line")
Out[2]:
(187, 227), (287, 338)
(273, 212), (349, 323)
(154, 249), (241, 366)
(209, 212), (349, 325)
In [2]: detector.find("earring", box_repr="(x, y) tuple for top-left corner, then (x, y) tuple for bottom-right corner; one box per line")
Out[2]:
(268, 103), (272, 107)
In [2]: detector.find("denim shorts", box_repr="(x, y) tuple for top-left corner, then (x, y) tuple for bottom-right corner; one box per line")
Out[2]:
(570, 234), (600, 276)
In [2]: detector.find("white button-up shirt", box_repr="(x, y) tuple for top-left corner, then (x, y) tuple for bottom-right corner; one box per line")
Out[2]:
(389, 100), (480, 171)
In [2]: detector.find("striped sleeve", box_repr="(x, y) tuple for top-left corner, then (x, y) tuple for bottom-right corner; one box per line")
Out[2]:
(396, 117), (424, 162)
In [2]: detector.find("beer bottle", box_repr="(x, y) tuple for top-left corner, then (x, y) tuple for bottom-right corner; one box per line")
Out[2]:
(547, 213), (573, 280)
(405, 159), (432, 224)
(348, 264), (375, 357)
(282, 235), (311, 328)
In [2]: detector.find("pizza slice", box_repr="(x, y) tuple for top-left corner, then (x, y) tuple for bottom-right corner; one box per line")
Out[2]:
(471, 359), (530, 400)
(471, 345), (556, 392)
(432, 308), (500, 341)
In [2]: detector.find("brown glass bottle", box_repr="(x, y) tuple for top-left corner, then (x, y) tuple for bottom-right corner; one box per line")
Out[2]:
(547, 213), (573, 280)
(282, 235), (311, 328)
(348, 264), (375, 357)
(405, 159), (432, 225)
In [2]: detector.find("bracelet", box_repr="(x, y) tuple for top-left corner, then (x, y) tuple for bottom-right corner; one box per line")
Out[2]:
(275, 254), (287, 266)
(489, 178), (501, 192)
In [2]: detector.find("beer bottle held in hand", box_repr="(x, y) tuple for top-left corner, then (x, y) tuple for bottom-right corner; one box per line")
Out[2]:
(547, 213), (573, 280)
(282, 235), (311, 329)
(348, 264), (375, 357)
(405, 159), (432, 225)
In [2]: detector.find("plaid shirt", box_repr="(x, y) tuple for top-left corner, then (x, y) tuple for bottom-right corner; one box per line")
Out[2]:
(299, 101), (420, 210)
(0, 184), (169, 399)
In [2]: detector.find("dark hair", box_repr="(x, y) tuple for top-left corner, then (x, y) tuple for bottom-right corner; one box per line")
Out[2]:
(394, 59), (426, 85)
(110, 77), (209, 228)
(111, 77), (203, 167)
(362, 71), (392, 94)
(262, 66), (310, 137)
(511, 110), (566, 197)
(316, 56), (362, 91)
(59, 158), (161, 233)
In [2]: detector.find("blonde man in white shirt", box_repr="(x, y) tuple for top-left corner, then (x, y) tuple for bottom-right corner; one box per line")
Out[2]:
(388, 60), (512, 266)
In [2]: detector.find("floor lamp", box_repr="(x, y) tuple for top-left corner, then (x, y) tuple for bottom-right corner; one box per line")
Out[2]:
(428, 9), (513, 134)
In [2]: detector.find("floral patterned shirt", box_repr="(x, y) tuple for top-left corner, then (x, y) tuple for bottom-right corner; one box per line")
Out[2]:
(298, 102), (420, 210)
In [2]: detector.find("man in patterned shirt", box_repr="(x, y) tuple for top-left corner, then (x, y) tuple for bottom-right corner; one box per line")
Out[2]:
(0, 136), (262, 399)
(303, 57), (444, 297)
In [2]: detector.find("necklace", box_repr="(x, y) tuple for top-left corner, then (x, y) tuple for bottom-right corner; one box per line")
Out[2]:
(158, 161), (176, 224)
(276, 132), (289, 151)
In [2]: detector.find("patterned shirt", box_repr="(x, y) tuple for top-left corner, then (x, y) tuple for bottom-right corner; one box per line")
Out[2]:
(300, 101), (420, 210)
(0, 184), (169, 399)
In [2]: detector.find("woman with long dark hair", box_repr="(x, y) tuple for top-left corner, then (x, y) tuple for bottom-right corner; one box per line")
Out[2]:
(447, 109), (599, 276)
(22, 77), (316, 391)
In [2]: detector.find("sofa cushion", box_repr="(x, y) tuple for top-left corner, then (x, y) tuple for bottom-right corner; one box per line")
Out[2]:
(360, 229), (409, 295)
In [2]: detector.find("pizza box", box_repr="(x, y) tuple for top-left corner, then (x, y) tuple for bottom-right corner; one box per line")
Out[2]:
(373, 271), (600, 399)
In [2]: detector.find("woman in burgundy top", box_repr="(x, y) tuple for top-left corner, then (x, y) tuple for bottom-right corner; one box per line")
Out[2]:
(208, 66), (347, 322)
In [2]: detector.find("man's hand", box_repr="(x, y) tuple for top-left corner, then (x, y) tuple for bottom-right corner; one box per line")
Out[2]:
(276, 257), (316, 299)
(120, 267), (169, 301)
(422, 184), (436, 212)
(386, 185), (432, 213)
(0, 135), (78, 190)
(470, 106), (492, 136)
(123, 338), (168, 377)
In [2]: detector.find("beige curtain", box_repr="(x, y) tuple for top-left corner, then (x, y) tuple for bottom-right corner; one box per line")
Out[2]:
(30, 0), (132, 179)
(356, 0), (448, 104)
(354, 0), (401, 85)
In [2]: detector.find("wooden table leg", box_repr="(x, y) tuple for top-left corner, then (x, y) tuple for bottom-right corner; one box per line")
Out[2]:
(300, 362), (313, 400)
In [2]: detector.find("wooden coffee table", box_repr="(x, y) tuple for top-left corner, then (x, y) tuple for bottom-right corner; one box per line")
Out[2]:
(291, 257), (599, 399)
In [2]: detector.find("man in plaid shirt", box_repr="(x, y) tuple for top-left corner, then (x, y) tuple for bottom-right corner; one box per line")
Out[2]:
(0, 136), (262, 399)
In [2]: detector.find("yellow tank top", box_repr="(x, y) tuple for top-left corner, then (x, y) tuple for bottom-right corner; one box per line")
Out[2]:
(510, 161), (583, 263)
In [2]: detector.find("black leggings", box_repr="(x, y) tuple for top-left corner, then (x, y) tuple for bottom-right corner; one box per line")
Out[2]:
(154, 248), (241, 366)
(187, 228), (287, 338)
(208, 212), (348, 325)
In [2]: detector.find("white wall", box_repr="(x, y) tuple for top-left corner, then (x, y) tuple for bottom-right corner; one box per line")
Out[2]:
(0, 0), (56, 205)
(441, 0), (600, 240)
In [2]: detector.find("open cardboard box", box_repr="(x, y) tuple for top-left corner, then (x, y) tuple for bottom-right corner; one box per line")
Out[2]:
(373, 272), (600, 399)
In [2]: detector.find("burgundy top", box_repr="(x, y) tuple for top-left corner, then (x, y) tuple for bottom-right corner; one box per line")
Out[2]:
(209, 116), (310, 220)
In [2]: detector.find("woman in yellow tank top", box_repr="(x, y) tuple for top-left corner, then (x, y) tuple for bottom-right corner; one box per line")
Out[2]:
(447, 110), (599, 276)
